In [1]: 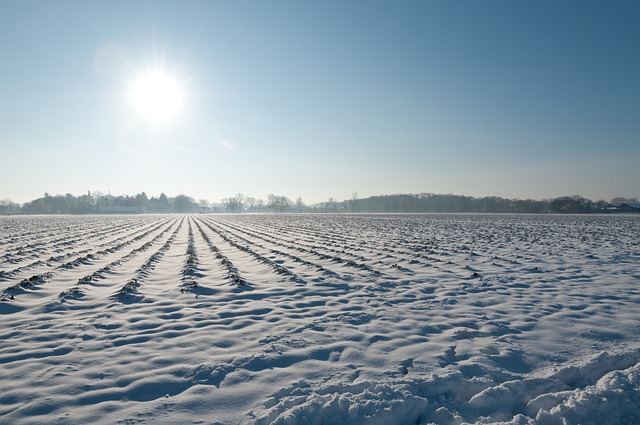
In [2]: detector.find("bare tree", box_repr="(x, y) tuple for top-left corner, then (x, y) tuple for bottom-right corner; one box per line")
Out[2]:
(268, 194), (292, 213)
(0, 199), (19, 215)
(245, 197), (256, 212)
(198, 199), (209, 214)
(223, 194), (244, 213)
(235, 193), (245, 212)
(326, 197), (338, 213)
(350, 192), (359, 213)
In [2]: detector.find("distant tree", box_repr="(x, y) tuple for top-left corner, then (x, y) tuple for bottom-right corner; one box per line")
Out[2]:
(158, 193), (169, 212)
(267, 195), (277, 212)
(198, 199), (209, 213)
(267, 194), (292, 213)
(0, 199), (20, 215)
(350, 192), (359, 213)
(174, 194), (197, 213)
(235, 193), (245, 211)
(135, 192), (148, 212)
(76, 193), (96, 213)
(295, 196), (304, 213)
(611, 197), (639, 206)
(223, 195), (244, 213)
(593, 199), (610, 212)
(550, 196), (592, 213)
(245, 197), (257, 212)
(326, 197), (338, 213)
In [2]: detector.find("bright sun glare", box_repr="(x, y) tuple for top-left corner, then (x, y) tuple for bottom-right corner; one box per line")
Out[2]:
(129, 70), (185, 125)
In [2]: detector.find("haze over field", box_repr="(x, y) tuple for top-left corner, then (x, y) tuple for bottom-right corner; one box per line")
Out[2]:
(1, 1), (639, 203)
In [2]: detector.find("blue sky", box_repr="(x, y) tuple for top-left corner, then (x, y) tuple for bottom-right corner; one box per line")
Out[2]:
(1, 0), (638, 204)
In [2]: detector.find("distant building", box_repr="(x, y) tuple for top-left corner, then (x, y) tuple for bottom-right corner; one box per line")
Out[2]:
(616, 203), (640, 213)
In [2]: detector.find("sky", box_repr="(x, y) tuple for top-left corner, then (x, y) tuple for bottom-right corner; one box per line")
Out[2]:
(1, 0), (639, 205)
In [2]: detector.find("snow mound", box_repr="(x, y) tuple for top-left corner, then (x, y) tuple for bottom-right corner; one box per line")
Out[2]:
(254, 380), (430, 425)
(532, 360), (640, 425)
(253, 351), (640, 425)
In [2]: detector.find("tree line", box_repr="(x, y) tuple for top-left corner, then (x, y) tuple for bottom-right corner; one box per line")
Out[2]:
(0, 192), (638, 215)
(343, 193), (639, 214)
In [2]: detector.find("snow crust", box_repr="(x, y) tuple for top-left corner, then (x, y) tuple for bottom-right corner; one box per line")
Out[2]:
(1, 214), (639, 424)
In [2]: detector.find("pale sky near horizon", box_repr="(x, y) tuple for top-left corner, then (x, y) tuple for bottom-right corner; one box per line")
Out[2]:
(1, 0), (639, 204)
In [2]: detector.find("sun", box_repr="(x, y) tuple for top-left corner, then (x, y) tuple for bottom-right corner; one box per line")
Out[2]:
(129, 69), (185, 125)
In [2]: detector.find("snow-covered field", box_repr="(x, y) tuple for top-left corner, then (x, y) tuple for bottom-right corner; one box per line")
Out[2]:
(1, 214), (639, 425)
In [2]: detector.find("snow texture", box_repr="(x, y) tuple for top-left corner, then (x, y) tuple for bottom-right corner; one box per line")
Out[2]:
(1, 214), (639, 424)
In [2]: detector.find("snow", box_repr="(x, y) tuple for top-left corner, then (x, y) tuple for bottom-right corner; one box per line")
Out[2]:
(1, 214), (639, 424)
